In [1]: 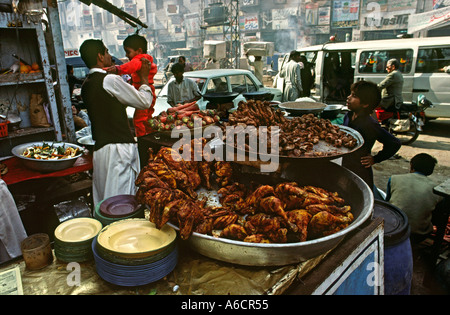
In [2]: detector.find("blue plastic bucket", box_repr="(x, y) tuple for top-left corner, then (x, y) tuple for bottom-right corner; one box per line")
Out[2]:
(373, 200), (413, 295)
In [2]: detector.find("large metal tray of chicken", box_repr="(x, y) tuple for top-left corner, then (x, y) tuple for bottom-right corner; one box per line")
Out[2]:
(137, 144), (373, 267)
(222, 100), (364, 161)
(169, 162), (372, 266)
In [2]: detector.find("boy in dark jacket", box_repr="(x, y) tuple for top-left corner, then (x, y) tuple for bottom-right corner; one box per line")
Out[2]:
(342, 80), (401, 193)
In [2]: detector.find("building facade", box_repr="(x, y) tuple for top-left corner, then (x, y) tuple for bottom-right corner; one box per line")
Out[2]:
(58, 0), (450, 67)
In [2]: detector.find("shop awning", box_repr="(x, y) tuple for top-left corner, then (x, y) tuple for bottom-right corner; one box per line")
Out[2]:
(79, 0), (147, 28)
(408, 6), (450, 34)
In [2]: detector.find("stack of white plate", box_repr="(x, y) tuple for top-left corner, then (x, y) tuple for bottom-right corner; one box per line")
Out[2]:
(54, 218), (103, 262)
(93, 218), (178, 286)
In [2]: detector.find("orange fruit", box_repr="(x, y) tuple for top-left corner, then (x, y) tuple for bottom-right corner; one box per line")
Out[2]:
(20, 64), (30, 73)
(31, 62), (39, 70)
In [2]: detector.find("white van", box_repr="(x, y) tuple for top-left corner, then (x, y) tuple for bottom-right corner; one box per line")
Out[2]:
(293, 37), (450, 118)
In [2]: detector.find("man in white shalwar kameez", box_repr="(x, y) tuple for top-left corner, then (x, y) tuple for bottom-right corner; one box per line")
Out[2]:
(280, 50), (303, 102)
(79, 39), (153, 206)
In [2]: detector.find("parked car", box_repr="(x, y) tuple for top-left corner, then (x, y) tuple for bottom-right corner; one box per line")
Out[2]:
(127, 69), (282, 119)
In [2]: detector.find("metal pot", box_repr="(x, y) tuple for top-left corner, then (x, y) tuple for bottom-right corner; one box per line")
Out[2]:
(77, 135), (95, 151)
(242, 91), (274, 101)
(279, 101), (326, 116)
(170, 161), (373, 266)
(202, 92), (239, 105)
(11, 141), (84, 172)
(321, 104), (344, 119)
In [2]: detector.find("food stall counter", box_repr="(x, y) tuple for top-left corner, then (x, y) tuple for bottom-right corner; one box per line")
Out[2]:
(0, 218), (383, 295)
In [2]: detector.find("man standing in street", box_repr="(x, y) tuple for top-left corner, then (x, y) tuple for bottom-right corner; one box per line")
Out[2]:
(378, 58), (404, 110)
(79, 39), (153, 206)
(299, 55), (313, 97)
(279, 50), (303, 101)
(167, 62), (201, 107)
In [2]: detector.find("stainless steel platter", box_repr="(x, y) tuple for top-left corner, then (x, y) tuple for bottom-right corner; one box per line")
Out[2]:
(227, 125), (364, 161)
(279, 101), (326, 116)
(167, 161), (374, 266)
(11, 141), (84, 172)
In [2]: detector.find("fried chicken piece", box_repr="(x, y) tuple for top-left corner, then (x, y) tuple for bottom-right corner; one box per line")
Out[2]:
(258, 196), (298, 232)
(303, 186), (346, 206)
(212, 212), (239, 230)
(194, 218), (214, 235)
(219, 194), (247, 214)
(244, 213), (282, 235)
(308, 211), (353, 239)
(266, 228), (288, 243)
(138, 172), (170, 191)
(156, 147), (202, 190)
(287, 210), (312, 242)
(259, 196), (286, 219)
(221, 224), (248, 241)
(243, 234), (270, 243)
(301, 192), (336, 207)
(198, 161), (213, 190)
(160, 199), (188, 229)
(305, 204), (351, 216)
(177, 200), (205, 240)
(146, 188), (175, 227)
(274, 182), (307, 210)
(218, 182), (247, 201)
(214, 161), (233, 187)
(171, 169), (198, 199)
(245, 185), (275, 208)
(144, 162), (178, 189)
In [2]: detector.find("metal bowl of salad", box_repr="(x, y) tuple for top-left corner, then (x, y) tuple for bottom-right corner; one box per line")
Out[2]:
(11, 141), (84, 172)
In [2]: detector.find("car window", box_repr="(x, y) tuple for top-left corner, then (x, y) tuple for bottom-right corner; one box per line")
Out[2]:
(416, 47), (450, 73)
(359, 49), (413, 74)
(230, 74), (257, 94)
(73, 67), (89, 79)
(206, 77), (228, 93)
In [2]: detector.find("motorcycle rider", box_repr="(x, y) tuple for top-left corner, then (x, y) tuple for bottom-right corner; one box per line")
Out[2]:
(378, 58), (404, 111)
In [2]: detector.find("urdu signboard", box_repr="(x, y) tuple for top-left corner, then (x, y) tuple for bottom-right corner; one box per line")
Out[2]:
(408, 5), (450, 33)
(332, 0), (360, 28)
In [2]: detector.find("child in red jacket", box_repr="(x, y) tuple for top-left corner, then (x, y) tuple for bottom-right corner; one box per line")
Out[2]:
(104, 34), (157, 138)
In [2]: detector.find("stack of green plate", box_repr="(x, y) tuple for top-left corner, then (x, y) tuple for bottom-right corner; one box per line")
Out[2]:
(93, 195), (145, 226)
(54, 217), (103, 262)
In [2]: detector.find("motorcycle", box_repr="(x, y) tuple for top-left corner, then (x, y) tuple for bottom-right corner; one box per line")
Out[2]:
(375, 95), (433, 145)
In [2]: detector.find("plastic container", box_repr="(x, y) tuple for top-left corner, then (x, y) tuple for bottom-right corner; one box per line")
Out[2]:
(243, 41), (275, 57)
(373, 200), (413, 295)
(203, 40), (226, 59)
(0, 121), (9, 138)
(21, 233), (53, 270)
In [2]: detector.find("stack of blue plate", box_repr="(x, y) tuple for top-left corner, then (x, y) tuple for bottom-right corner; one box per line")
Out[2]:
(92, 218), (178, 286)
(94, 195), (145, 226)
(92, 237), (178, 287)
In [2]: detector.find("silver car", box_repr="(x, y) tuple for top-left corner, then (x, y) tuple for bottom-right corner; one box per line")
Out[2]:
(127, 69), (282, 118)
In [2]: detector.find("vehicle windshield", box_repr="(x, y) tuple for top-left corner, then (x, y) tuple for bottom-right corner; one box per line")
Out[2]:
(158, 73), (260, 98)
